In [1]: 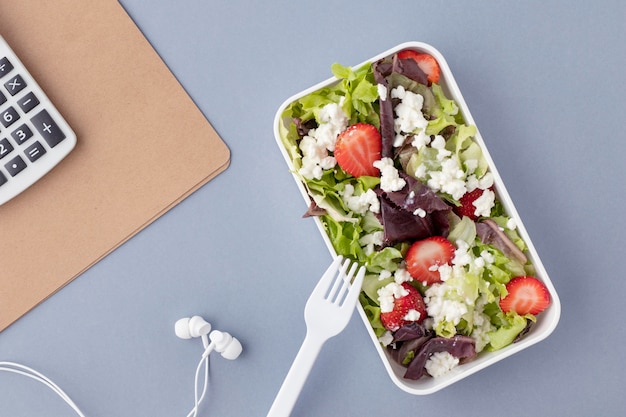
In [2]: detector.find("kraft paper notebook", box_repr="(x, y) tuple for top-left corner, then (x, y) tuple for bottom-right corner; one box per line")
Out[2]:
(0, 1), (231, 332)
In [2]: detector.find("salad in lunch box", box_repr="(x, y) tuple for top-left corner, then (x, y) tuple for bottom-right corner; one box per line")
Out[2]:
(276, 49), (551, 380)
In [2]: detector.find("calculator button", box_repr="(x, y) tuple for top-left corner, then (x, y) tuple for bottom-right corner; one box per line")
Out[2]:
(1, 106), (19, 128)
(0, 57), (13, 78)
(0, 137), (14, 159)
(0, 90), (6, 106)
(25, 141), (46, 162)
(31, 109), (66, 147)
(4, 154), (26, 176)
(0, 170), (7, 187)
(18, 92), (40, 113)
(11, 123), (33, 145)
(4, 74), (26, 96)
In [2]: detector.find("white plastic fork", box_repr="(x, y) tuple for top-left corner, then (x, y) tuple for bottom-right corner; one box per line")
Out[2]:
(267, 256), (365, 417)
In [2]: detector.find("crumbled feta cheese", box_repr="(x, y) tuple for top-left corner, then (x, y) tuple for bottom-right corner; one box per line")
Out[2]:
(378, 270), (392, 281)
(411, 130), (431, 151)
(431, 135), (453, 161)
(298, 103), (347, 180)
(478, 172), (494, 189)
(316, 103), (348, 151)
(480, 250), (495, 264)
(430, 135), (446, 149)
(436, 263), (452, 282)
(391, 86), (428, 141)
(403, 309), (422, 322)
(377, 83), (388, 101)
(472, 188), (495, 218)
(464, 159), (478, 173)
(471, 294), (495, 352)
(340, 184), (380, 214)
(394, 268), (413, 284)
(427, 157), (467, 200)
(378, 331), (394, 347)
(378, 282), (409, 313)
(359, 231), (384, 255)
(415, 163), (427, 179)
(424, 283), (468, 328)
(425, 351), (459, 378)
(452, 240), (472, 267)
(374, 157), (406, 192)
(413, 208), (426, 217)
(506, 217), (517, 230)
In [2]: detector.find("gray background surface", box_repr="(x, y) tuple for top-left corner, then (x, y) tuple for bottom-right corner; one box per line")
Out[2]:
(1, 1), (624, 416)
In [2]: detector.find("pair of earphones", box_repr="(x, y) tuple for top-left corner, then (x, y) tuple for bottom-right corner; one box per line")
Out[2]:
(175, 315), (243, 360)
(1, 315), (242, 417)
(175, 315), (243, 417)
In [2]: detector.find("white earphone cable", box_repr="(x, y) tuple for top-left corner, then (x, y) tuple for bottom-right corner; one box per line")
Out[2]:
(0, 361), (87, 417)
(186, 353), (210, 417)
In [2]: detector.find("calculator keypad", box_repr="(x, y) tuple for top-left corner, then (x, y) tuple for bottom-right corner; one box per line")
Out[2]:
(0, 35), (76, 205)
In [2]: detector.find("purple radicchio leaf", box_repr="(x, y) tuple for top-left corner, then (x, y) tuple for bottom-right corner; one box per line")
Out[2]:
(374, 174), (450, 246)
(387, 323), (435, 367)
(372, 58), (395, 159)
(392, 53), (429, 86)
(403, 335), (477, 380)
(372, 53), (429, 159)
(475, 219), (528, 264)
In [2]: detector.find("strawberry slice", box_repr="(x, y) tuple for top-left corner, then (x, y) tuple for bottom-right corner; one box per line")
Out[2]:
(500, 276), (551, 315)
(405, 236), (455, 285)
(380, 283), (427, 332)
(454, 187), (492, 220)
(397, 50), (441, 85)
(334, 123), (382, 178)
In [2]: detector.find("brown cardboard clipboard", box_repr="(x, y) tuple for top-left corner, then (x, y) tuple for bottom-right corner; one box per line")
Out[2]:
(0, 0), (230, 332)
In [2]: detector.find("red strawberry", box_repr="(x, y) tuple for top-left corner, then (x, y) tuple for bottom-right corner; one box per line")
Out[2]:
(500, 276), (551, 315)
(380, 283), (427, 332)
(334, 123), (382, 178)
(397, 50), (441, 85)
(405, 236), (455, 285)
(455, 187), (492, 220)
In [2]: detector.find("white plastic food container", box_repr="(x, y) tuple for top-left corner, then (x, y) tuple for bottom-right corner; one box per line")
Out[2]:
(273, 41), (561, 395)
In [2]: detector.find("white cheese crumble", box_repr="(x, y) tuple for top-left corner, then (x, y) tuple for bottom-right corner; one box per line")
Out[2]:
(466, 171), (494, 192)
(424, 282), (468, 328)
(377, 83), (388, 101)
(390, 86), (429, 147)
(411, 130), (431, 151)
(472, 188), (495, 218)
(425, 351), (459, 378)
(359, 231), (384, 255)
(340, 183), (380, 214)
(378, 282), (409, 313)
(378, 270), (392, 281)
(470, 294), (495, 352)
(373, 157), (406, 192)
(452, 240), (472, 267)
(394, 268), (413, 284)
(413, 208), (426, 218)
(427, 158), (467, 200)
(298, 103), (347, 180)
(378, 331), (394, 347)
(480, 250), (495, 264)
(506, 217), (517, 230)
(430, 135), (452, 161)
(403, 309), (422, 322)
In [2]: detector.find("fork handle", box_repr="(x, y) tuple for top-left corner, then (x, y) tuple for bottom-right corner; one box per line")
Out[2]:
(267, 332), (326, 417)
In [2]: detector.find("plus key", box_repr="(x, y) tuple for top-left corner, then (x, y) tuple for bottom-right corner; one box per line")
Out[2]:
(31, 109), (66, 147)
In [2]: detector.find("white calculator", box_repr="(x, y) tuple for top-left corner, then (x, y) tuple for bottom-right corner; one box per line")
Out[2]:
(0, 35), (76, 206)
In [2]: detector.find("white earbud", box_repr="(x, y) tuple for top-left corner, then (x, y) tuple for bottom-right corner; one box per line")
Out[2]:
(202, 330), (243, 360)
(175, 315), (243, 417)
(175, 316), (212, 340)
